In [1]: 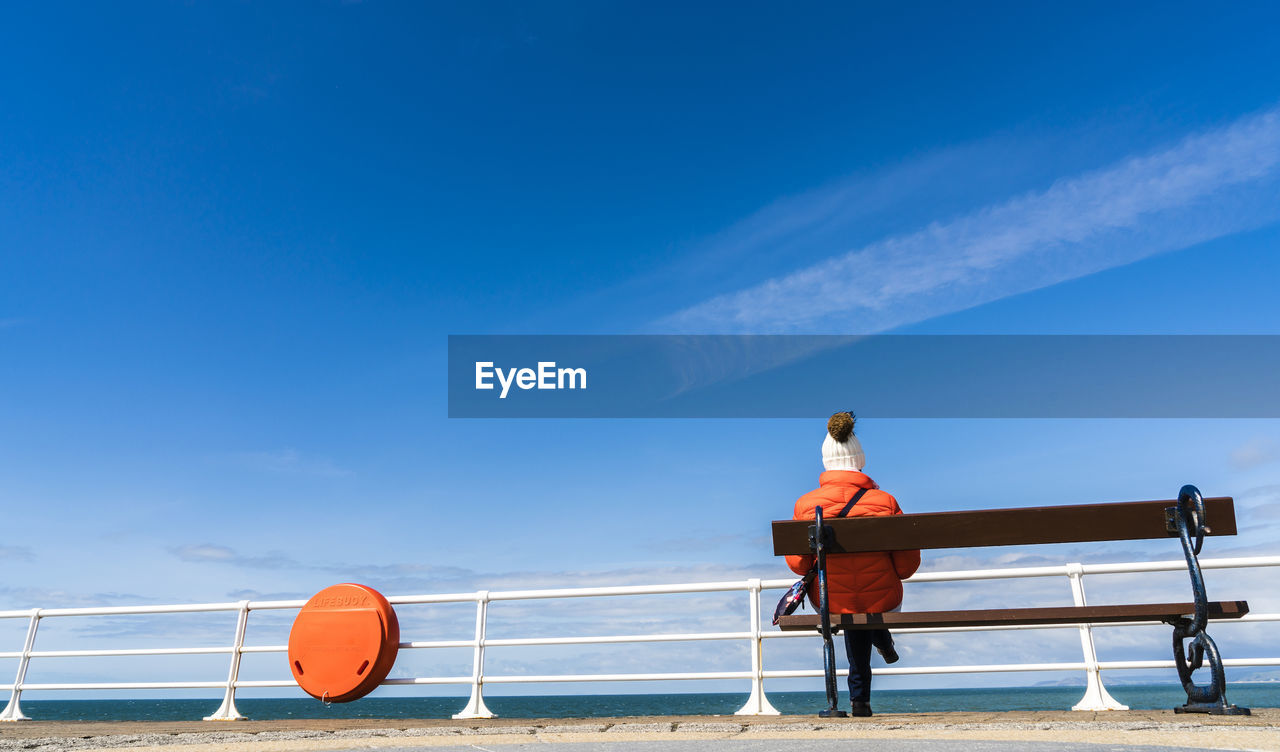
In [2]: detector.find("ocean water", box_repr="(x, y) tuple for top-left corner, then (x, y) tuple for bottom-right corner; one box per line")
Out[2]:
(16, 685), (1280, 722)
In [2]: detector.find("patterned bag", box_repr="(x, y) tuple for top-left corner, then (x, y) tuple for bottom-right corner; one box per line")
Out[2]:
(772, 569), (816, 625)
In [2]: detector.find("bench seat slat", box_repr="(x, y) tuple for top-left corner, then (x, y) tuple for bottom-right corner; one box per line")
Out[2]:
(771, 497), (1236, 555)
(775, 600), (1249, 631)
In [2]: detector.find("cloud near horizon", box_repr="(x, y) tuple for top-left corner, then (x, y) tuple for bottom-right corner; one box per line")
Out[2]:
(1231, 437), (1280, 470)
(663, 105), (1280, 333)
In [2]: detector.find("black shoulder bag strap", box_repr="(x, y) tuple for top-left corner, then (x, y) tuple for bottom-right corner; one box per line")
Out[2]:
(835, 486), (870, 518)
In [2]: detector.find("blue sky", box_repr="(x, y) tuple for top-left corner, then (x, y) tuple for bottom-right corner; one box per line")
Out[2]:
(2, 2), (1280, 698)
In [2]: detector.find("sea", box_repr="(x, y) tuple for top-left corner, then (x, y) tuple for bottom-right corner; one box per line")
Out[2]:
(17, 685), (1280, 722)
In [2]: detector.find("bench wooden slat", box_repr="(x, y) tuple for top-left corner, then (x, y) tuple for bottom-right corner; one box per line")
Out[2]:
(775, 600), (1249, 631)
(772, 497), (1236, 555)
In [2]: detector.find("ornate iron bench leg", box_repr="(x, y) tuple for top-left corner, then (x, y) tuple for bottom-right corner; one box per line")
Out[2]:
(810, 506), (847, 718)
(1166, 485), (1249, 716)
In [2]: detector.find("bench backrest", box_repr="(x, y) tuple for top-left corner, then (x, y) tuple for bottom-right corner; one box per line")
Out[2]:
(771, 497), (1236, 556)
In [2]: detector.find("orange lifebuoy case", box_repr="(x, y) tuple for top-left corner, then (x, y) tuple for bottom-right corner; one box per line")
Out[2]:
(288, 583), (400, 702)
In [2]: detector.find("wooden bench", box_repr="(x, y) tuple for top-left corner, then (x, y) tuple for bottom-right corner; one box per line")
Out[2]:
(771, 485), (1250, 716)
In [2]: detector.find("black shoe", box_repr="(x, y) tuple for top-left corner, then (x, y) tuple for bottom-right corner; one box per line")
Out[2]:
(877, 642), (900, 665)
(850, 700), (873, 717)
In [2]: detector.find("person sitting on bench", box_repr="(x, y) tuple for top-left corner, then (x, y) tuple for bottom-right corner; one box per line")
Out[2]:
(787, 411), (921, 717)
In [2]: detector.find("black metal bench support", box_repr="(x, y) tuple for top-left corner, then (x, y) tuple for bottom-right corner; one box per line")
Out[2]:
(1166, 485), (1250, 715)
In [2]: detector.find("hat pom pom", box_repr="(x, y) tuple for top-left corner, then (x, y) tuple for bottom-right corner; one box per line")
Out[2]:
(827, 412), (855, 443)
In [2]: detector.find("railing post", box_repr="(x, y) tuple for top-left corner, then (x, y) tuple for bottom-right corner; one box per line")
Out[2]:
(204, 601), (250, 721)
(453, 591), (494, 719)
(1066, 564), (1127, 711)
(736, 579), (781, 715)
(0, 609), (41, 722)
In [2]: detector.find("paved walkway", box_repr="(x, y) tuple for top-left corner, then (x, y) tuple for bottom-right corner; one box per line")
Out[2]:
(1, 709), (1276, 752)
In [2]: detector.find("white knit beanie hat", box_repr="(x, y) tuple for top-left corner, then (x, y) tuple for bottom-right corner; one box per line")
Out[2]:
(822, 412), (865, 471)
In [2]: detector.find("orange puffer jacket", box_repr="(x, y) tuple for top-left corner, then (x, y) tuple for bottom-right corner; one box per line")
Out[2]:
(786, 470), (921, 614)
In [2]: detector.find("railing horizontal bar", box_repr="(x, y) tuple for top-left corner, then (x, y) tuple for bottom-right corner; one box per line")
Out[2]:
(239, 634), (760, 653)
(264, 617), (1269, 651)
(202, 618), (1280, 654)
(232, 678), (478, 688)
(762, 613), (1280, 637)
(764, 662), (1087, 679)
(484, 632), (752, 647)
(245, 584), (757, 610)
(401, 640), (475, 649)
(19, 682), (227, 690)
(378, 677), (474, 686)
(763, 623), (1097, 637)
(245, 593), (485, 609)
(488, 581), (755, 601)
(1096, 660), (1179, 670)
(760, 557), (1280, 591)
(249, 597), (487, 610)
(62, 654), (1280, 695)
(761, 579), (800, 590)
(28, 647), (233, 658)
(30, 604), (245, 618)
(766, 657), (1280, 680)
(1098, 657), (1280, 670)
(387, 594), (497, 605)
(483, 671), (756, 683)
(1212, 657), (1280, 667)
(874, 663), (1087, 675)
(232, 680), (304, 688)
(242, 600), (306, 611)
(890, 556), (1280, 585)
(908, 566), (1072, 582)
(1081, 556), (1280, 576)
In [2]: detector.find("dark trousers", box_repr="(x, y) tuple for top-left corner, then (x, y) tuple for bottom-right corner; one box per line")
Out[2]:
(843, 629), (894, 702)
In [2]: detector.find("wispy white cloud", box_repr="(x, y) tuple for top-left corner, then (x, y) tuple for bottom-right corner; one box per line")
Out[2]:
(169, 543), (301, 570)
(0, 545), (34, 561)
(1233, 484), (1280, 534)
(664, 106), (1280, 333)
(1231, 437), (1280, 470)
(0, 586), (158, 609)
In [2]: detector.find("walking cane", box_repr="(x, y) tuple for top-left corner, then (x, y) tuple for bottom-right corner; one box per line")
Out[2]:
(810, 505), (848, 718)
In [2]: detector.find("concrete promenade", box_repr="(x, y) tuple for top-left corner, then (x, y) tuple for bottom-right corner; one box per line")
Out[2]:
(1, 709), (1277, 752)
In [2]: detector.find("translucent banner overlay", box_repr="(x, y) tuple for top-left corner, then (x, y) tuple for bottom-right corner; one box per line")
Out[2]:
(447, 335), (1280, 418)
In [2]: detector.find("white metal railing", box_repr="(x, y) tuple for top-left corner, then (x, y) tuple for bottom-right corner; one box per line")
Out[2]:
(0, 556), (1277, 721)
